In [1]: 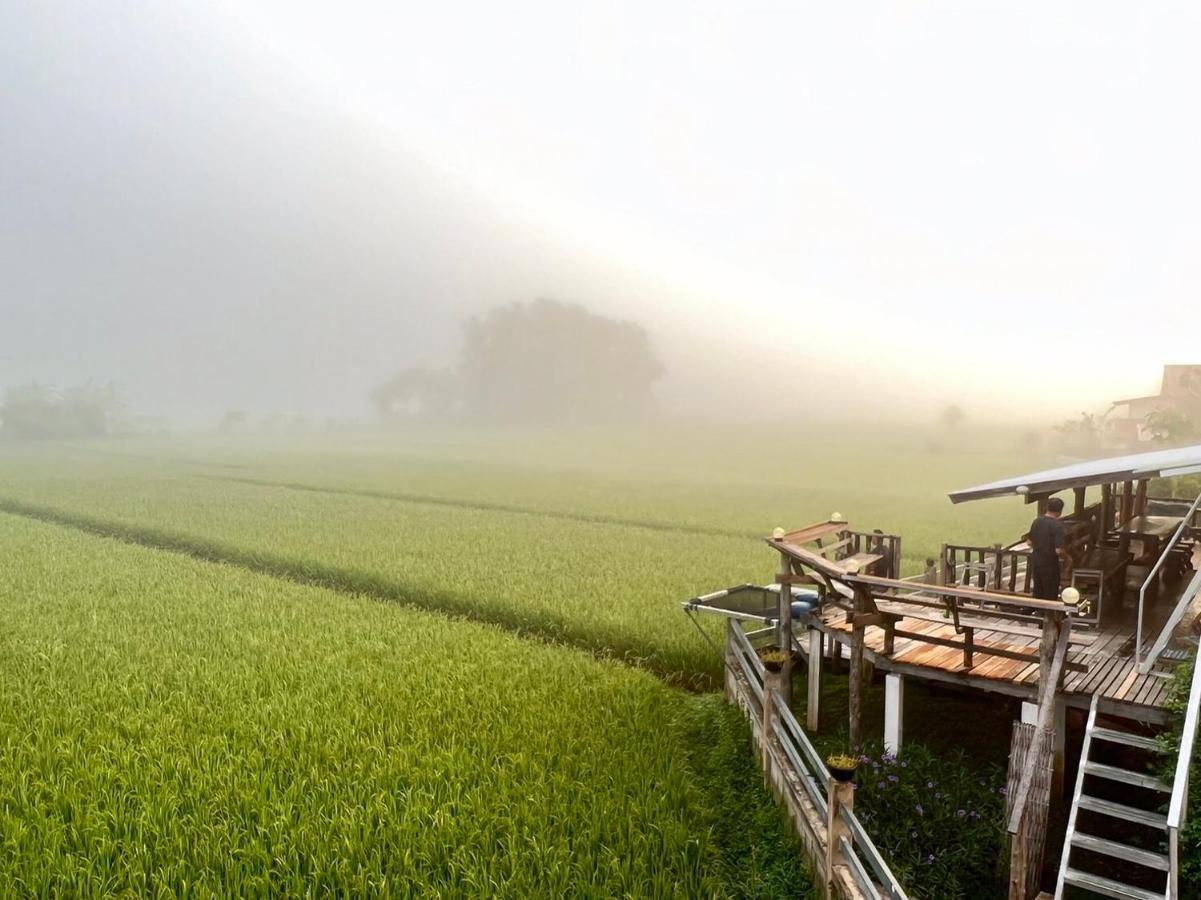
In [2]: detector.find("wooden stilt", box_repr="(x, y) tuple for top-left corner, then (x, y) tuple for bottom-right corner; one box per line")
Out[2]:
(807, 627), (821, 732)
(884, 674), (904, 754)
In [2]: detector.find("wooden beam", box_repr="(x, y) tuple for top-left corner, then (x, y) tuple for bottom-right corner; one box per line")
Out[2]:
(1100, 482), (1112, 534)
(1007, 614), (1071, 834)
(1135, 478), (1149, 517)
(846, 573), (1070, 612)
(848, 588), (868, 748)
(1073, 486), (1086, 515)
(777, 550), (793, 705)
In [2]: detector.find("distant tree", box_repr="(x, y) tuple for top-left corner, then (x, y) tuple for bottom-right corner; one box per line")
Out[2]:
(458, 299), (663, 424)
(218, 410), (247, 434)
(372, 367), (460, 422)
(1055, 411), (1104, 456)
(940, 404), (965, 429)
(0, 382), (120, 440)
(1145, 408), (1196, 445)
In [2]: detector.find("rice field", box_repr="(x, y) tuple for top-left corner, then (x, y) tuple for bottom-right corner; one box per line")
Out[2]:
(0, 512), (805, 896)
(0, 425), (1043, 688)
(0, 424), (1050, 895)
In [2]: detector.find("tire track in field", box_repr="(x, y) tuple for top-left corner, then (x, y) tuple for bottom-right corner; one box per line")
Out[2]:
(0, 497), (720, 692)
(192, 473), (763, 540)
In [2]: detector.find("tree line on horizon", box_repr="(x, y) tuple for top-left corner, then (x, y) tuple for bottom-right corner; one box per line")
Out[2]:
(372, 299), (664, 425)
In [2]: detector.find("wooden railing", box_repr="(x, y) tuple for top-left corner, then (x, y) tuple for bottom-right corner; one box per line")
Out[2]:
(942, 543), (1031, 594)
(726, 623), (909, 900)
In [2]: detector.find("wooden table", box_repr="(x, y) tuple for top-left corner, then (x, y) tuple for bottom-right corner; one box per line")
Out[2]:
(1116, 515), (1182, 559)
(1116, 515), (1184, 605)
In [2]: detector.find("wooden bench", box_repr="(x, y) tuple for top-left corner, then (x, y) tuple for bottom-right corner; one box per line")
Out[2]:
(874, 601), (1095, 646)
(858, 600), (1093, 671)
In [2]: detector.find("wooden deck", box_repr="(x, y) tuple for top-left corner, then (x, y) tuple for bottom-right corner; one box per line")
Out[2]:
(815, 604), (1175, 723)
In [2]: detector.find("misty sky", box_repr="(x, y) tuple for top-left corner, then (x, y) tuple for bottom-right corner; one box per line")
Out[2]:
(3, 2), (1199, 422)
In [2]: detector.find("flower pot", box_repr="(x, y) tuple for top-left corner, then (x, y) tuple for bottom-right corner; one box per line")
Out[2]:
(828, 764), (858, 783)
(757, 650), (790, 673)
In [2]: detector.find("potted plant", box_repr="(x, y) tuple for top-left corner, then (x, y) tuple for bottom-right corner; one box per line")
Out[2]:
(757, 648), (790, 673)
(826, 753), (860, 783)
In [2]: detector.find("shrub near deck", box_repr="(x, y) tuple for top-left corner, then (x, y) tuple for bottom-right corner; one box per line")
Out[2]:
(0, 514), (804, 897)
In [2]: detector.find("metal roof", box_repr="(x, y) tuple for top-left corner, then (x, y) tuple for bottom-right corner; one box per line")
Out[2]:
(948, 444), (1201, 504)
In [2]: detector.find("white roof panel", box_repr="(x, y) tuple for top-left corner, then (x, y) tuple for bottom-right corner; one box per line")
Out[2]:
(948, 444), (1201, 504)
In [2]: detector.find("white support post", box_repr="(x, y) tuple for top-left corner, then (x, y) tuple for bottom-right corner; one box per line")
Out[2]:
(807, 627), (822, 732)
(884, 673), (904, 754)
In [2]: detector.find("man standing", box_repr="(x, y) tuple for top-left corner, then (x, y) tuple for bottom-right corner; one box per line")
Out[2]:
(1029, 497), (1070, 600)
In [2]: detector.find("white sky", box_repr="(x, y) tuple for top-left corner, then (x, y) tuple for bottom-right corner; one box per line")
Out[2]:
(5, 2), (1200, 420)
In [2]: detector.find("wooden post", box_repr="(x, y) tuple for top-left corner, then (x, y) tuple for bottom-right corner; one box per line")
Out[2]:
(1074, 486), (1086, 516)
(885, 673), (904, 754)
(777, 551), (793, 705)
(1008, 826), (1029, 900)
(1100, 482), (1113, 534)
(849, 589), (866, 748)
(825, 778), (855, 899)
(1135, 478), (1149, 517)
(1036, 495), (1049, 516)
(807, 627), (822, 732)
(1120, 480), (1134, 525)
(1052, 697), (1067, 801)
(938, 543), (949, 586)
(762, 669), (786, 778)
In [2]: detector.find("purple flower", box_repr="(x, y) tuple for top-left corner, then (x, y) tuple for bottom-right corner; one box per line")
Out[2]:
(935, 792), (942, 799)
(970, 811), (979, 818)
(957, 809), (967, 818)
(927, 853), (936, 864)
(877, 781), (885, 790)
(915, 803), (924, 816)
(888, 775), (899, 783)
(901, 760), (908, 768)
(910, 830), (918, 839)
(998, 786), (1008, 795)
(926, 780), (935, 789)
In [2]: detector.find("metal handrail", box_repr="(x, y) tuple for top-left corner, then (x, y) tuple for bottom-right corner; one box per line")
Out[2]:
(770, 693), (908, 899)
(1135, 489), (1201, 669)
(723, 624), (910, 900)
(1167, 656), (1201, 900)
(840, 806), (908, 899)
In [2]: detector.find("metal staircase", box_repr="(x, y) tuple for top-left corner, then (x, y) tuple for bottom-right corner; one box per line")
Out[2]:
(1056, 694), (1170, 900)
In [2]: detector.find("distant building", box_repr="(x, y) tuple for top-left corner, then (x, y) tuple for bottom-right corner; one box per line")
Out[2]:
(1108, 365), (1201, 445)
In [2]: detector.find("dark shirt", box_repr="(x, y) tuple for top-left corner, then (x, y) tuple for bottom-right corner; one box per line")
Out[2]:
(1029, 515), (1065, 566)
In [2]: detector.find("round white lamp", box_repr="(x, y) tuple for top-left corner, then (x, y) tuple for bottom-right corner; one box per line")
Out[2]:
(772, 526), (786, 540)
(1061, 586), (1080, 609)
(829, 511), (845, 523)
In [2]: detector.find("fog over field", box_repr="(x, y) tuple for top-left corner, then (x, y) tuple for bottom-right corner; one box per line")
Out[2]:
(3, 2), (1200, 425)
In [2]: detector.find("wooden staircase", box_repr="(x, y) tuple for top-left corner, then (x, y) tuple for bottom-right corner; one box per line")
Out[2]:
(1055, 694), (1170, 900)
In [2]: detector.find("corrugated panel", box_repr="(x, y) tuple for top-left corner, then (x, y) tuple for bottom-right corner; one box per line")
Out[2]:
(948, 444), (1201, 503)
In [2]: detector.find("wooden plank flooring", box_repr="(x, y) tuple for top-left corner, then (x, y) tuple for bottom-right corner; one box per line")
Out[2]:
(816, 605), (1172, 713)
